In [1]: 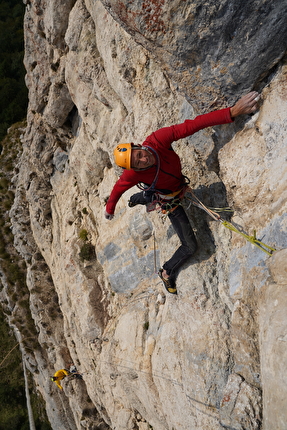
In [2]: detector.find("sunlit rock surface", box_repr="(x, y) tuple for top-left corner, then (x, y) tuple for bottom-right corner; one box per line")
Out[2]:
(2, 0), (287, 429)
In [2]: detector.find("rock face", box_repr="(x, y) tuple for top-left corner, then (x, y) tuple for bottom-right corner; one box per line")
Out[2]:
(259, 249), (287, 430)
(100, 0), (287, 109)
(1, 0), (287, 429)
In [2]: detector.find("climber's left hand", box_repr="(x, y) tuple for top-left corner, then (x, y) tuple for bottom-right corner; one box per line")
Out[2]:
(230, 91), (261, 118)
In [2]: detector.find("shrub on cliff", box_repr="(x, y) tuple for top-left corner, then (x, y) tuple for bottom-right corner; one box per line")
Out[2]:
(79, 242), (95, 261)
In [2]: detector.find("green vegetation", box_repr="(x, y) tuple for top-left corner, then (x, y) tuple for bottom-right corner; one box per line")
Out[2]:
(0, 3), (52, 429)
(0, 311), (27, 429)
(0, 312), (52, 430)
(0, 124), (42, 349)
(143, 321), (149, 331)
(79, 228), (88, 241)
(0, 125), (28, 295)
(0, 0), (28, 142)
(78, 228), (96, 261)
(0, 125), (51, 430)
(79, 242), (95, 261)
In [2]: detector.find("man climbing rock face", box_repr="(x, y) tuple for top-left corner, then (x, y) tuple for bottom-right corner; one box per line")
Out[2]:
(51, 365), (82, 389)
(51, 368), (70, 390)
(105, 92), (260, 294)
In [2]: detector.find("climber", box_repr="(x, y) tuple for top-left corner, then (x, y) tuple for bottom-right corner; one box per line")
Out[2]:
(68, 364), (83, 380)
(51, 368), (70, 390)
(51, 365), (82, 389)
(104, 92), (260, 294)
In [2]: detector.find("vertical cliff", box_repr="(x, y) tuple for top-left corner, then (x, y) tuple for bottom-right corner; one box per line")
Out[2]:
(1, 0), (287, 429)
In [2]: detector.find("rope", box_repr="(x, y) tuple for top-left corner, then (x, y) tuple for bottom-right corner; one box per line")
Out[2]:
(137, 146), (161, 192)
(153, 231), (157, 273)
(220, 221), (276, 256)
(185, 188), (276, 256)
(97, 358), (221, 419)
(0, 336), (35, 369)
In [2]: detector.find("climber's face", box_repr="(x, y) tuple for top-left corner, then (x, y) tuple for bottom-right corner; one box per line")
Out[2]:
(131, 147), (155, 170)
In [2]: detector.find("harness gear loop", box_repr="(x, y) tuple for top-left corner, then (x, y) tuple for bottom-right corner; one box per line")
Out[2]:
(136, 149), (189, 212)
(146, 187), (186, 214)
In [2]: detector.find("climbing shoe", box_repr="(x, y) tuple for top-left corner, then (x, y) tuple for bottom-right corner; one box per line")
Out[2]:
(158, 269), (177, 295)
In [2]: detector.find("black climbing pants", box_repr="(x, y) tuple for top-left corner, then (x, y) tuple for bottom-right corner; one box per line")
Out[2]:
(128, 191), (198, 279)
(162, 205), (198, 279)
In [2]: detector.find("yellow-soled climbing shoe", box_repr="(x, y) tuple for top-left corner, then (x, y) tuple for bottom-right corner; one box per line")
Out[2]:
(158, 269), (177, 295)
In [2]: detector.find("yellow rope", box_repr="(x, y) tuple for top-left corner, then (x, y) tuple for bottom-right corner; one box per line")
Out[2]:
(220, 221), (276, 256)
(184, 189), (276, 256)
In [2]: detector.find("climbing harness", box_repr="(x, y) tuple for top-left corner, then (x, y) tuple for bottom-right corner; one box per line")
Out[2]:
(134, 185), (187, 214)
(146, 193), (182, 214)
(135, 147), (189, 213)
(185, 188), (276, 256)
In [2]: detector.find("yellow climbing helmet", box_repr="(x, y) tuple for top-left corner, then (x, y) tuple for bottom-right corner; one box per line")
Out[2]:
(113, 143), (132, 170)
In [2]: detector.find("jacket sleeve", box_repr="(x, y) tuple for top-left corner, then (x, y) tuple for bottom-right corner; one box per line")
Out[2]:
(106, 172), (139, 214)
(148, 107), (233, 148)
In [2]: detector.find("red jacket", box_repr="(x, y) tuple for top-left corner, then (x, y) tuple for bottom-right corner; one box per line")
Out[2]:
(106, 108), (233, 214)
